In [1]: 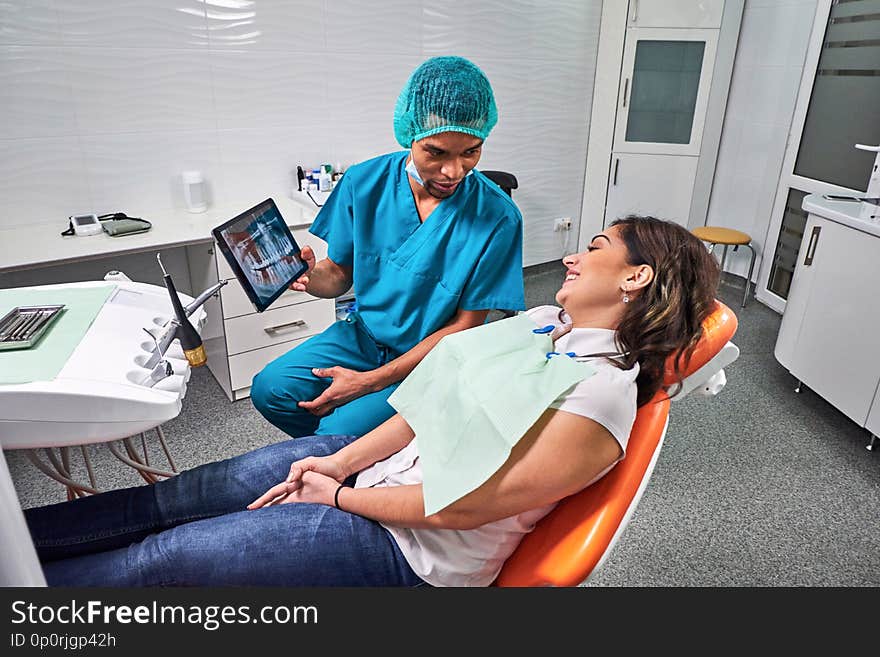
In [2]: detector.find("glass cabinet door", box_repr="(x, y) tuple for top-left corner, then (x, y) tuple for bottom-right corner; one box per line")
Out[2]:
(767, 189), (809, 299)
(614, 28), (718, 156)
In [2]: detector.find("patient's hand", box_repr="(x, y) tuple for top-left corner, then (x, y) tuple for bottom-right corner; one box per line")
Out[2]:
(247, 455), (345, 510)
(247, 470), (338, 509)
(286, 455), (346, 486)
(289, 470), (339, 506)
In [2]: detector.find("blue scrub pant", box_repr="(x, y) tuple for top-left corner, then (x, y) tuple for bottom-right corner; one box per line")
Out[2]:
(251, 314), (402, 438)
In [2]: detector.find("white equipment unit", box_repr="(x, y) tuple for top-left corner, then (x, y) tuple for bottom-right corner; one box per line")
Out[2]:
(0, 281), (205, 450)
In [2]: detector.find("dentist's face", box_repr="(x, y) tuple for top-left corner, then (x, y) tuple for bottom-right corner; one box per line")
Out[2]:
(409, 132), (483, 199)
(556, 226), (635, 311)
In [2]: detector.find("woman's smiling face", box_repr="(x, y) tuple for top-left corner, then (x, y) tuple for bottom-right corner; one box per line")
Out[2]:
(556, 226), (630, 305)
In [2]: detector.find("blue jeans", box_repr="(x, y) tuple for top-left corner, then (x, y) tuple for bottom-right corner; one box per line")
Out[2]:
(25, 435), (425, 587)
(250, 315), (401, 438)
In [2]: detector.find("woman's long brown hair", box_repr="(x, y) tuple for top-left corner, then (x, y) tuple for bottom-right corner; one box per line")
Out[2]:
(610, 216), (720, 406)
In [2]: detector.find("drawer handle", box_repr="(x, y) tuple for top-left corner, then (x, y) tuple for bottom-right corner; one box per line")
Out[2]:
(803, 225), (821, 266)
(264, 319), (306, 334)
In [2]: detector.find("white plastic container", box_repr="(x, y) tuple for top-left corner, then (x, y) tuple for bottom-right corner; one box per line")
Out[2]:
(182, 170), (208, 213)
(318, 169), (332, 192)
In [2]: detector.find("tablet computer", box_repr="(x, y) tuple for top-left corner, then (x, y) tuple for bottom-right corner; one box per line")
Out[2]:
(212, 198), (309, 313)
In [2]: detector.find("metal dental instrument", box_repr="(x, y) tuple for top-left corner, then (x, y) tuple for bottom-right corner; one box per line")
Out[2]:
(0, 315), (28, 341)
(156, 252), (213, 367)
(157, 252), (169, 277)
(184, 279), (227, 317)
(142, 324), (180, 368)
(156, 253), (229, 315)
(142, 358), (174, 388)
(146, 252), (225, 364)
(23, 310), (51, 336)
(0, 304), (65, 349)
(11, 312), (42, 341)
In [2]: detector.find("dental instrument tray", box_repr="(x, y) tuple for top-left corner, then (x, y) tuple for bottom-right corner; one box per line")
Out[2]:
(0, 304), (66, 350)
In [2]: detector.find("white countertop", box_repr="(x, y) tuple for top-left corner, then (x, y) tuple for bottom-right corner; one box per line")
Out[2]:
(0, 196), (318, 273)
(803, 194), (880, 238)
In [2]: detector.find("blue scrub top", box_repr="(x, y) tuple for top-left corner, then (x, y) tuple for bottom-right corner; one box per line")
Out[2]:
(309, 151), (525, 354)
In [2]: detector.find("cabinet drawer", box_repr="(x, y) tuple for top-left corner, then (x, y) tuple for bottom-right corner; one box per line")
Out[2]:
(223, 299), (335, 356)
(228, 336), (310, 391)
(220, 277), (315, 319)
(216, 227), (327, 281)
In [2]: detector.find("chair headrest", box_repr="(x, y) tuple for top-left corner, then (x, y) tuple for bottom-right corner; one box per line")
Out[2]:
(663, 300), (738, 388)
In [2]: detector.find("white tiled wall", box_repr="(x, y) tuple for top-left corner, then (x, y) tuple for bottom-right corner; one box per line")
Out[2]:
(705, 0), (818, 279)
(0, 0), (601, 269)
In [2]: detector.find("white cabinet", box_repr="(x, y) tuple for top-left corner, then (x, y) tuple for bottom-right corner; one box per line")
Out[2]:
(627, 0), (725, 29)
(605, 153), (698, 227)
(774, 211), (880, 431)
(596, 3), (740, 230)
(188, 225), (336, 402)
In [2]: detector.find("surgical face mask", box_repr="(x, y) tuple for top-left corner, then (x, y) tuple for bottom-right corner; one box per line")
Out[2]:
(406, 156), (474, 187)
(405, 159), (424, 186)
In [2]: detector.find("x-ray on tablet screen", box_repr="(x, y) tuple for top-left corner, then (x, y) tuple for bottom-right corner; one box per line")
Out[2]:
(212, 198), (308, 312)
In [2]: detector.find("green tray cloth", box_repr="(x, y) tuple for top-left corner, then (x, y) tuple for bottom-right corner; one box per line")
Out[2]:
(0, 284), (116, 385)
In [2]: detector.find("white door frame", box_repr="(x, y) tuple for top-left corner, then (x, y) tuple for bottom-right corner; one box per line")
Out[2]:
(754, 0), (862, 313)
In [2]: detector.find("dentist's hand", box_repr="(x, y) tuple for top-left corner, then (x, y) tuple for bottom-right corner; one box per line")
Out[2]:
(298, 366), (377, 416)
(288, 245), (317, 292)
(247, 455), (346, 510)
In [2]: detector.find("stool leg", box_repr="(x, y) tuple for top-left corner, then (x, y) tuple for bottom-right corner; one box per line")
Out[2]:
(720, 244), (729, 272)
(743, 243), (757, 308)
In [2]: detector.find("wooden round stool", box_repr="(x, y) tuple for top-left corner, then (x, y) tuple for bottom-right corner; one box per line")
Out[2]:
(692, 226), (756, 308)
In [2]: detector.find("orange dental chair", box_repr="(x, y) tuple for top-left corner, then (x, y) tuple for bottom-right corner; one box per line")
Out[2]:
(495, 300), (738, 587)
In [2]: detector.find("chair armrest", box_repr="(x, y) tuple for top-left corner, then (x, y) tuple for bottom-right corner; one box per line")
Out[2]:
(672, 341), (740, 401)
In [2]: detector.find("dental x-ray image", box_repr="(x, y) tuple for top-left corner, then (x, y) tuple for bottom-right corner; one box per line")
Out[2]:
(212, 199), (308, 312)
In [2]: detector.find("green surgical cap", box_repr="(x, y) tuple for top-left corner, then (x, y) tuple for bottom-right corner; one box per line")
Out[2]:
(393, 56), (498, 148)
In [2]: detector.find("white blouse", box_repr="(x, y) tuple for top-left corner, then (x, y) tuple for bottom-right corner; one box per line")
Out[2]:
(354, 306), (639, 586)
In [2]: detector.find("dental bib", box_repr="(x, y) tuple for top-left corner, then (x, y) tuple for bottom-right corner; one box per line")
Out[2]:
(388, 313), (596, 515)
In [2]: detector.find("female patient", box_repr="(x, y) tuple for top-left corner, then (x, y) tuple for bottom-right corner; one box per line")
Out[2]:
(25, 216), (719, 587)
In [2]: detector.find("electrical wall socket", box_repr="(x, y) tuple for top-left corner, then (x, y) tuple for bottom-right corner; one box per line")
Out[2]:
(553, 217), (572, 231)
